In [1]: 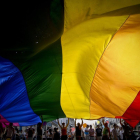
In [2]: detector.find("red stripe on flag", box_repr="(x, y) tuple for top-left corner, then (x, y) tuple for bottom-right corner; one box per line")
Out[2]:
(123, 91), (140, 119)
(116, 91), (140, 127)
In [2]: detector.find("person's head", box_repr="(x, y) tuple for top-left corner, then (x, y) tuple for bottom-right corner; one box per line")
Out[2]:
(90, 125), (92, 129)
(120, 127), (123, 130)
(86, 125), (89, 128)
(104, 123), (108, 128)
(38, 122), (42, 129)
(62, 122), (65, 127)
(97, 125), (99, 128)
(54, 128), (57, 132)
(49, 129), (52, 134)
(9, 123), (13, 127)
(113, 124), (117, 129)
(30, 126), (32, 128)
(77, 123), (80, 127)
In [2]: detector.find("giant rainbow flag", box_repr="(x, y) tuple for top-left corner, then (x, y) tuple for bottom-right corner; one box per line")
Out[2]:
(0, 0), (140, 127)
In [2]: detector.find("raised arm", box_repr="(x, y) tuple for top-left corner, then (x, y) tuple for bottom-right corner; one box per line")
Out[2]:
(120, 119), (123, 127)
(93, 123), (95, 130)
(75, 119), (77, 128)
(80, 119), (83, 127)
(102, 118), (105, 127)
(57, 119), (62, 129)
(66, 118), (69, 128)
(41, 115), (43, 126)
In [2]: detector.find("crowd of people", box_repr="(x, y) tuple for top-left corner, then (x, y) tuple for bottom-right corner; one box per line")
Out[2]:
(0, 123), (60, 140)
(57, 118), (140, 140)
(0, 118), (140, 140)
(73, 119), (140, 140)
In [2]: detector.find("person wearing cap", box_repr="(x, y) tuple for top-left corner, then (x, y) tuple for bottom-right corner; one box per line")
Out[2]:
(57, 118), (69, 140)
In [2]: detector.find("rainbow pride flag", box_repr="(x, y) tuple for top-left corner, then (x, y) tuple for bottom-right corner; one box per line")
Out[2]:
(0, 0), (140, 127)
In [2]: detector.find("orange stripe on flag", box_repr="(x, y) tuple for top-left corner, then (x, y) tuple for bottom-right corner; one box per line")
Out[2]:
(90, 14), (140, 119)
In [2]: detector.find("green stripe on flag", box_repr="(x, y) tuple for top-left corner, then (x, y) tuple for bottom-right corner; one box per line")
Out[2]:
(20, 39), (65, 121)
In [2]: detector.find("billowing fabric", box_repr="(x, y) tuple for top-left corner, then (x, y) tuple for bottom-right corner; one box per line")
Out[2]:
(0, 0), (140, 126)
(61, 0), (140, 127)
(0, 57), (41, 126)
